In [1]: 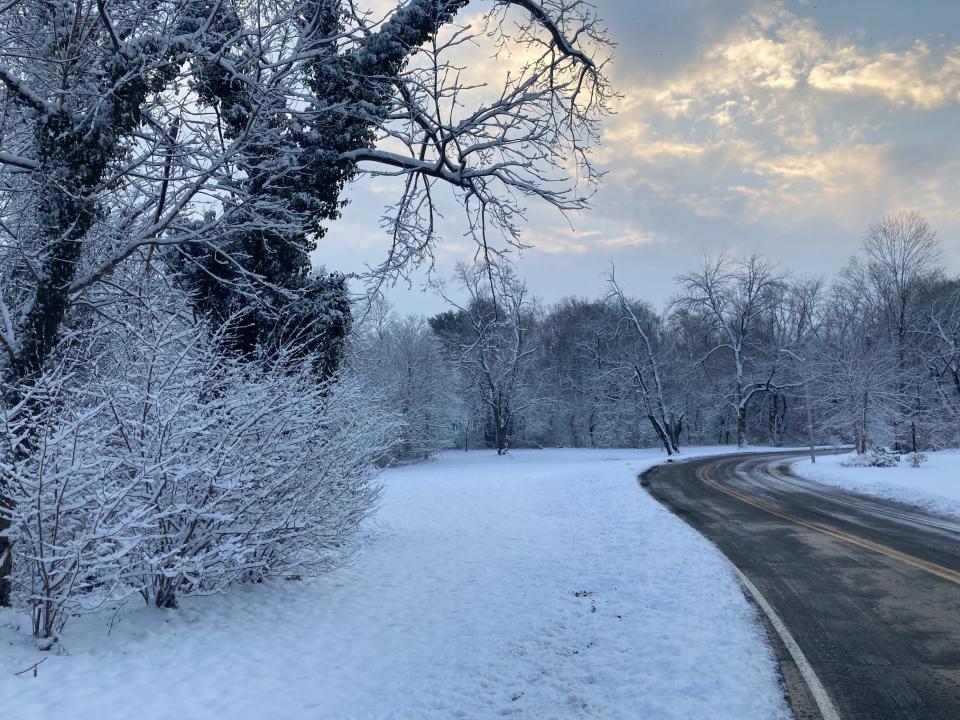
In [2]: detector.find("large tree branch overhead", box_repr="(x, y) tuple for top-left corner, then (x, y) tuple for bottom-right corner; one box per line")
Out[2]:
(351, 0), (613, 283)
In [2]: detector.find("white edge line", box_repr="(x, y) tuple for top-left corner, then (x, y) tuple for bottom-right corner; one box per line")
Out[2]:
(730, 565), (843, 720)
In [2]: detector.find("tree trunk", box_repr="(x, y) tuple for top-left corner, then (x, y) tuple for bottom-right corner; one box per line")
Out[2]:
(648, 415), (673, 456)
(859, 387), (870, 453)
(155, 580), (178, 609)
(492, 405), (509, 454)
(0, 535), (11, 607)
(666, 414), (682, 453)
(768, 393), (778, 444)
(804, 380), (816, 464)
(496, 424), (509, 455)
(772, 394), (787, 446)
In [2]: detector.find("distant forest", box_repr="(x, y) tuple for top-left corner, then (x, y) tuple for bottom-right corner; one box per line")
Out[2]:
(356, 211), (960, 460)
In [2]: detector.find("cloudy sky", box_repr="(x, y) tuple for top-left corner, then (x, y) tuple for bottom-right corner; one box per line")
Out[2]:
(318, 0), (960, 312)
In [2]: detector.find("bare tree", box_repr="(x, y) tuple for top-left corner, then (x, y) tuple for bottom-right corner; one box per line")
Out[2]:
(774, 277), (826, 461)
(356, 0), (614, 282)
(923, 281), (960, 435)
(675, 252), (799, 447)
(606, 267), (681, 455)
(433, 262), (541, 454)
(856, 211), (941, 450)
(353, 303), (462, 462)
(536, 297), (633, 448)
(815, 280), (902, 453)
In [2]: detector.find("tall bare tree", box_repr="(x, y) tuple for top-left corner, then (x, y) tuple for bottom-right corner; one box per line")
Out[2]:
(433, 262), (541, 454)
(854, 211), (941, 450)
(607, 267), (682, 455)
(675, 252), (799, 447)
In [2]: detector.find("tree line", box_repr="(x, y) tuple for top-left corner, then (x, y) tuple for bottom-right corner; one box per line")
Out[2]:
(359, 211), (959, 461)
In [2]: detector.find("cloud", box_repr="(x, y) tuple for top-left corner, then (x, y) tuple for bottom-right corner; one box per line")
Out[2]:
(808, 42), (960, 108)
(627, 3), (960, 117)
(521, 224), (666, 256)
(592, 0), (960, 234)
(598, 229), (665, 249)
(528, 229), (598, 255)
(733, 144), (891, 222)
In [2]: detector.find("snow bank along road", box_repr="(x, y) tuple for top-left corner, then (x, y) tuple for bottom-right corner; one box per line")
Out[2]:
(791, 449), (960, 520)
(2, 449), (790, 720)
(644, 451), (960, 720)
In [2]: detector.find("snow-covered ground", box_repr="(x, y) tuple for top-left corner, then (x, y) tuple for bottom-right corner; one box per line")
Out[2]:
(2, 447), (790, 720)
(792, 450), (960, 518)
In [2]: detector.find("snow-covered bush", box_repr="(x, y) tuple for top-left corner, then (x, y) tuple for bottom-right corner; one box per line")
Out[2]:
(3, 305), (395, 637)
(1, 367), (150, 640)
(908, 451), (928, 468)
(842, 447), (900, 468)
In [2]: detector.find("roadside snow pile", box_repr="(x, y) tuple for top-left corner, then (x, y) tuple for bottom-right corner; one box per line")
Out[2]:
(792, 450), (960, 518)
(2, 448), (789, 720)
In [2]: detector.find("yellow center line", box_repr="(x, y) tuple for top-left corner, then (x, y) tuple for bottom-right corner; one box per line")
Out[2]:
(697, 462), (960, 587)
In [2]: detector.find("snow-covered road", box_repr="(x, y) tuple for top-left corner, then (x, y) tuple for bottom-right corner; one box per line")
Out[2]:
(2, 448), (789, 720)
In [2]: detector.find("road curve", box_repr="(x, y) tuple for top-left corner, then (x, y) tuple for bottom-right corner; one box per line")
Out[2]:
(642, 451), (960, 720)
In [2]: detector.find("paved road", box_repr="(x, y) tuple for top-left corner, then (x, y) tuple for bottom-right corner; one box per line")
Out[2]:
(642, 451), (960, 720)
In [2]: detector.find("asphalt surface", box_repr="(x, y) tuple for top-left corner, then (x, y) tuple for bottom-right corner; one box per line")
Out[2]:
(642, 451), (960, 720)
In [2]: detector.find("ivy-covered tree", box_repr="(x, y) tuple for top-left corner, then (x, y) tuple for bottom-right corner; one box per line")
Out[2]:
(0, 0), (611, 604)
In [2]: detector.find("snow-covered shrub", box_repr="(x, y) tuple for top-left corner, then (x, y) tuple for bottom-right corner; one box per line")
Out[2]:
(3, 305), (396, 637)
(109, 318), (395, 609)
(1, 368), (150, 639)
(842, 447), (900, 468)
(908, 451), (928, 468)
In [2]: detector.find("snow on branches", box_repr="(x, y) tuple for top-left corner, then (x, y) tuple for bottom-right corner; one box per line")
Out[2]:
(3, 296), (395, 638)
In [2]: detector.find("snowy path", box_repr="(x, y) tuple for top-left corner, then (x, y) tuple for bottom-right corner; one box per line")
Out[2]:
(2, 448), (789, 720)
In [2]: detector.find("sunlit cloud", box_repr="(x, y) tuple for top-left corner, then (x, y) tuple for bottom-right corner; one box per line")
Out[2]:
(808, 42), (960, 108)
(594, 0), (960, 233)
(526, 229), (598, 255)
(522, 224), (666, 256)
(599, 229), (666, 249)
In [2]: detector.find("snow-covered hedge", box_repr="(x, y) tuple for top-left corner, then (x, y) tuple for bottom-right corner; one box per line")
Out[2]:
(2, 308), (395, 638)
(840, 448), (930, 469)
(842, 447), (900, 468)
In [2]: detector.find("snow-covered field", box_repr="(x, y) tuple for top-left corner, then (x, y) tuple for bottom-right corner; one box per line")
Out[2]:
(2, 447), (789, 720)
(792, 450), (960, 518)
